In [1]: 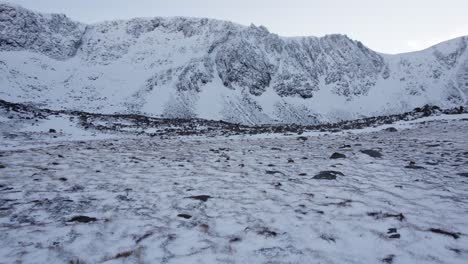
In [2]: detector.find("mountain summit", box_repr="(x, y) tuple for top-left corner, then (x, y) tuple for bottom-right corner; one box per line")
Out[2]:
(1, 3), (467, 124)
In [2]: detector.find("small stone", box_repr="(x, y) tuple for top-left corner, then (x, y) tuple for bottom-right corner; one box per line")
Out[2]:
(330, 152), (346, 159)
(428, 228), (461, 239)
(313, 171), (344, 180)
(177, 214), (192, 219)
(229, 237), (241, 243)
(360, 149), (383, 158)
(384, 127), (398, 132)
(187, 195), (212, 202)
(68, 216), (97, 223)
(49, 128), (57, 133)
(405, 161), (425, 169)
(382, 254), (395, 264)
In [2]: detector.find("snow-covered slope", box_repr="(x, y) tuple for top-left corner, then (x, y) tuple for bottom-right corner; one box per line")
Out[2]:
(1, 3), (467, 124)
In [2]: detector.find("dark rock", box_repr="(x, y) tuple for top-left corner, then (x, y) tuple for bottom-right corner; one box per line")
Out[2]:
(58, 177), (67, 181)
(68, 215), (97, 223)
(457, 173), (468, 177)
(114, 250), (134, 259)
(388, 234), (400, 239)
(186, 195), (212, 202)
(360, 149), (382, 158)
(177, 214), (192, 219)
(320, 234), (336, 243)
(339, 144), (352, 149)
(382, 254), (395, 264)
(0, 164), (5, 169)
(49, 128), (57, 133)
(448, 248), (461, 254)
(428, 228), (461, 239)
(287, 158), (294, 163)
(266, 170), (285, 175)
(313, 170), (344, 180)
(384, 127), (398, 132)
(405, 161), (425, 169)
(298, 173), (307, 176)
(297, 136), (308, 141)
(367, 212), (405, 221)
(330, 152), (346, 159)
(405, 165), (425, 170)
(387, 228), (397, 234)
(116, 195), (131, 201)
(257, 227), (278, 237)
(229, 237), (241, 243)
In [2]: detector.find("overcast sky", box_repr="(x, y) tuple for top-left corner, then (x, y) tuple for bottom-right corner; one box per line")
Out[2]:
(8, 0), (468, 54)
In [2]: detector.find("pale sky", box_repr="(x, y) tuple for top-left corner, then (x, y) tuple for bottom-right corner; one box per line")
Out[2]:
(7, 0), (468, 54)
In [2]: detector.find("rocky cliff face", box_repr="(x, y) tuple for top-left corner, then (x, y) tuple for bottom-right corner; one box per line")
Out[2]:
(0, 3), (85, 59)
(1, 3), (467, 124)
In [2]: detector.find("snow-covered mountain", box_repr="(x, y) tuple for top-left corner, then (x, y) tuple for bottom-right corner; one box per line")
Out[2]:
(1, 3), (467, 124)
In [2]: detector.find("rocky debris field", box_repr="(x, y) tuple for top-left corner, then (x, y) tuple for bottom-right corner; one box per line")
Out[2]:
(0, 115), (467, 263)
(1, 99), (466, 138)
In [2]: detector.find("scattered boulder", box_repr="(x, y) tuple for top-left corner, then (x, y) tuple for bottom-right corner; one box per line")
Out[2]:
(360, 149), (382, 158)
(384, 127), (398, 132)
(388, 234), (400, 239)
(313, 171), (344, 180)
(49, 128), (57, 133)
(428, 228), (461, 239)
(266, 170), (285, 175)
(320, 234), (336, 243)
(256, 227), (278, 237)
(229, 237), (242, 243)
(367, 212), (405, 221)
(186, 195), (212, 202)
(177, 214), (192, 219)
(405, 161), (425, 170)
(67, 215), (97, 223)
(382, 254), (395, 264)
(297, 136), (308, 141)
(113, 250), (134, 259)
(0, 164), (5, 169)
(330, 152), (346, 159)
(287, 158), (294, 163)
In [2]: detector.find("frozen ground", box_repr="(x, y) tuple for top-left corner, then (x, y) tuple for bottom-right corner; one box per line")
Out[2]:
(0, 117), (468, 263)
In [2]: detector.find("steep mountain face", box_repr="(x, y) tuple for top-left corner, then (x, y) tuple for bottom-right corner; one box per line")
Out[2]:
(1, 3), (467, 124)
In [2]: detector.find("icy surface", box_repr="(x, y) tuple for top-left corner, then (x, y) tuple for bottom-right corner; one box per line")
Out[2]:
(1, 118), (467, 263)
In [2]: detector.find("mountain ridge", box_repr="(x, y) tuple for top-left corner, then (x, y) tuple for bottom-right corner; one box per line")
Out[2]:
(1, 2), (467, 124)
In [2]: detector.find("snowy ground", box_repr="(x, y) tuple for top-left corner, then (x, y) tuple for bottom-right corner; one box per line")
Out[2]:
(1, 117), (468, 263)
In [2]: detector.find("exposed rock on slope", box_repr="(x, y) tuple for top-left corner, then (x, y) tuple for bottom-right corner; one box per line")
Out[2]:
(0, 3), (467, 124)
